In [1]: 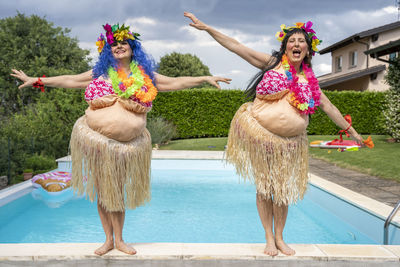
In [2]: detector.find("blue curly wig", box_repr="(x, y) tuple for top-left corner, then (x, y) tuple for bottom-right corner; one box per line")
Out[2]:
(92, 38), (156, 83)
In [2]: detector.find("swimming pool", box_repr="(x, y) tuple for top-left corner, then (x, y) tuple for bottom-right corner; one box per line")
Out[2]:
(0, 159), (399, 244)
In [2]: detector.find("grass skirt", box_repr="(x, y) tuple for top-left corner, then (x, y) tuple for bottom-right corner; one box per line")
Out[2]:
(70, 116), (152, 212)
(226, 103), (309, 205)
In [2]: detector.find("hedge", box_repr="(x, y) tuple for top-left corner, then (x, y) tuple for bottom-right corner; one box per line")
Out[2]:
(149, 88), (387, 138)
(149, 89), (247, 138)
(308, 90), (386, 135)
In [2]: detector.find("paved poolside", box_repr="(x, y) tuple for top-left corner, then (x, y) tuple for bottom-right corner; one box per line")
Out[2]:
(309, 157), (400, 207)
(1, 150), (399, 266)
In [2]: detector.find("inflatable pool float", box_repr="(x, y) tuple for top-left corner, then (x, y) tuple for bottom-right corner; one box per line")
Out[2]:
(32, 171), (71, 192)
(310, 139), (361, 149)
(310, 115), (374, 151)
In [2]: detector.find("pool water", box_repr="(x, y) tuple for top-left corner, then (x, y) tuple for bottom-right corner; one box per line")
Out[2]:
(0, 160), (390, 244)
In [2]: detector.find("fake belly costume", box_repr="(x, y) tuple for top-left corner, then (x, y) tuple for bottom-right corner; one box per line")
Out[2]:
(70, 64), (157, 212)
(226, 65), (321, 206)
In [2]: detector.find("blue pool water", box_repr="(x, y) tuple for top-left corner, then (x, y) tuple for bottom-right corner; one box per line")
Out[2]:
(0, 159), (398, 244)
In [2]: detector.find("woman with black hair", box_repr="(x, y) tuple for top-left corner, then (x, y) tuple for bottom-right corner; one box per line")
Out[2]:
(11, 23), (230, 256)
(185, 12), (364, 256)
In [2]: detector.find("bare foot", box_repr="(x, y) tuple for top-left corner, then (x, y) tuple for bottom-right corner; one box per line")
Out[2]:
(264, 240), (278, 256)
(115, 240), (137, 255)
(275, 239), (295, 256)
(94, 240), (114, 256)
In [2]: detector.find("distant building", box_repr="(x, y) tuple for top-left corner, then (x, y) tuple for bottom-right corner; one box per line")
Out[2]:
(318, 21), (400, 91)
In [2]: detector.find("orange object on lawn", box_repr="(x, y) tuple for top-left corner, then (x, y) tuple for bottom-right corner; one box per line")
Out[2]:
(363, 136), (374, 149)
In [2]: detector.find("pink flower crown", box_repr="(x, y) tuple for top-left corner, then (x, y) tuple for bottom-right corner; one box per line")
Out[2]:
(275, 22), (322, 55)
(95, 23), (140, 53)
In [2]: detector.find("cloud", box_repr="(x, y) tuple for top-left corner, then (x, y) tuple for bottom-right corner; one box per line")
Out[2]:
(376, 5), (397, 16)
(179, 0), (219, 14)
(230, 70), (242, 74)
(317, 5), (397, 47)
(314, 63), (331, 76)
(125, 17), (157, 26)
(181, 25), (274, 52)
(79, 41), (98, 66)
(1, 0), (397, 89)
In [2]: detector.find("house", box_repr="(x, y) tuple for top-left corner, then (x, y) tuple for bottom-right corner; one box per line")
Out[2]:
(317, 21), (400, 91)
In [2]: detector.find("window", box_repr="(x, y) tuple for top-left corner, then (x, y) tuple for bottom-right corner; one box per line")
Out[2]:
(335, 56), (342, 72)
(389, 52), (398, 62)
(349, 51), (357, 67)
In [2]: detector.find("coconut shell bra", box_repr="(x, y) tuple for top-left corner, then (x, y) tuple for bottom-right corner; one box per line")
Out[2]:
(251, 70), (311, 137)
(256, 70), (312, 102)
(85, 78), (152, 107)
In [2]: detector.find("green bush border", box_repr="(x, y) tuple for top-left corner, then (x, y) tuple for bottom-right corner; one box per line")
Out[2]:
(150, 89), (387, 138)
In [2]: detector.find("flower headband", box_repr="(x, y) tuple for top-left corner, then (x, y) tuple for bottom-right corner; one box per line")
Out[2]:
(96, 23), (141, 53)
(275, 21), (322, 55)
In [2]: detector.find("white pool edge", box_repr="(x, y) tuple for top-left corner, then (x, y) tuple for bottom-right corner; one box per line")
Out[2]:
(309, 174), (400, 226)
(0, 243), (399, 264)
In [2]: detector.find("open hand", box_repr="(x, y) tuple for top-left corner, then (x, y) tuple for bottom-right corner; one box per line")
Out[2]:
(10, 69), (36, 89)
(205, 76), (232, 89)
(184, 12), (208, 31)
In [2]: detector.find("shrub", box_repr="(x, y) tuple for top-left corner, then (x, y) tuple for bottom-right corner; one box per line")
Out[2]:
(1, 88), (86, 158)
(146, 117), (177, 145)
(383, 57), (400, 141)
(25, 154), (56, 172)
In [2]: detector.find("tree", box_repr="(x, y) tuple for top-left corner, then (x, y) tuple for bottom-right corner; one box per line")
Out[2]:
(0, 88), (87, 179)
(157, 52), (212, 88)
(0, 13), (90, 117)
(384, 56), (400, 141)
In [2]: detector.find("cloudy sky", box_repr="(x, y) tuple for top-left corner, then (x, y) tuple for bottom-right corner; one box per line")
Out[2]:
(1, 0), (398, 89)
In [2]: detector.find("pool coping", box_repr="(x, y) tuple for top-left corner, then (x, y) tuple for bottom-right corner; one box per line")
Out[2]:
(0, 243), (399, 264)
(1, 150), (400, 264)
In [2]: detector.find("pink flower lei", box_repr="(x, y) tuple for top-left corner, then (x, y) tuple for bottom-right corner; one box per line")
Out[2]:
(281, 55), (321, 114)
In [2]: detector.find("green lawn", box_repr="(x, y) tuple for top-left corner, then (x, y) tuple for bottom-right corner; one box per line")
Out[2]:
(159, 135), (400, 181)
(308, 135), (400, 181)
(159, 137), (228, 151)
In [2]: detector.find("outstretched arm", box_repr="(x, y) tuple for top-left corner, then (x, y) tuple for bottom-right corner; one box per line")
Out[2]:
(184, 12), (271, 70)
(154, 73), (231, 92)
(319, 92), (363, 144)
(10, 69), (93, 89)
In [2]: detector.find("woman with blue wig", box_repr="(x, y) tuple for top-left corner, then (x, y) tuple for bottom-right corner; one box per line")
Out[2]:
(11, 23), (231, 256)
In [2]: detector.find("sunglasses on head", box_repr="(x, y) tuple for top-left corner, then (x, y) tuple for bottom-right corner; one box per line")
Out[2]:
(111, 40), (129, 47)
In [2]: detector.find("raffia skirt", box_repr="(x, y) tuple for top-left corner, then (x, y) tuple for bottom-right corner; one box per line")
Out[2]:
(69, 116), (152, 212)
(226, 102), (309, 205)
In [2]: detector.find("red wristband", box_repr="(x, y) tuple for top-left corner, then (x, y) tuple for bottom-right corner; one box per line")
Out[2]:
(33, 75), (46, 92)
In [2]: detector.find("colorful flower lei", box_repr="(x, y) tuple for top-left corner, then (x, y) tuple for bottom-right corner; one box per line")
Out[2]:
(281, 54), (320, 114)
(275, 21), (322, 55)
(96, 23), (141, 54)
(108, 61), (157, 103)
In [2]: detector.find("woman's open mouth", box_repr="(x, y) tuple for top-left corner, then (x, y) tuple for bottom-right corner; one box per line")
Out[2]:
(292, 50), (302, 58)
